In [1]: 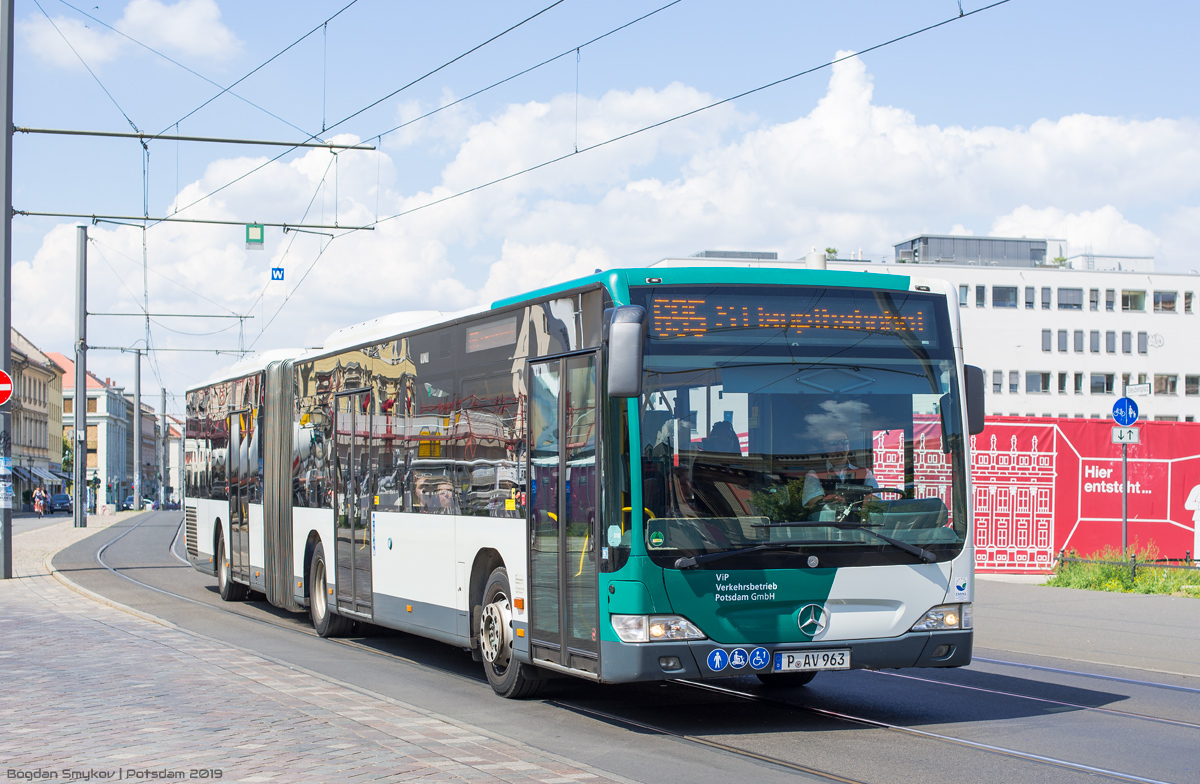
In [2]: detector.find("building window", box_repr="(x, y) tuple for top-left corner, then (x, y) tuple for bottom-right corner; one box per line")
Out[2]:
(1090, 330), (1100, 353)
(1025, 287), (1035, 309)
(1091, 373), (1115, 394)
(1042, 329), (1052, 352)
(1106, 289), (1115, 311)
(993, 286), (1018, 308)
(1122, 331), (1132, 354)
(1058, 288), (1084, 310)
(1186, 375), (1199, 395)
(1153, 291), (1177, 312)
(974, 285), (985, 307)
(1186, 292), (1193, 313)
(64, 398), (72, 414)
(1009, 371), (1019, 393)
(958, 285), (968, 306)
(1154, 375), (1178, 395)
(1138, 331), (1148, 354)
(1026, 372), (1050, 394)
(1106, 331), (1116, 353)
(1058, 330), (1068, 352)
(1122, 290), (1146, 311)
(992, 370), (1003, 394)
(1074, 372), (1084, 394)
(1058, 372), (1068, 394)
(1074, 330), (1084, 353)
(1089, 289), (1100, 311)
(87, 398), (97, 413)
(1041, 287), (1052, 310)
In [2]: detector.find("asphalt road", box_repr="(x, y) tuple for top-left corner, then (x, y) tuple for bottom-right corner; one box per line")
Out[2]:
(52, 512), (1200, 784)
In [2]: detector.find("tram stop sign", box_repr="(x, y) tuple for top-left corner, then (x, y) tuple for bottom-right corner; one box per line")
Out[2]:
(1112, 397), (1139, 427)
(0, 369), (11, 406)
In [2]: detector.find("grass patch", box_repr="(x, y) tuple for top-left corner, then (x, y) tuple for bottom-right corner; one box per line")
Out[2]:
(1045, 543), (1199, 596)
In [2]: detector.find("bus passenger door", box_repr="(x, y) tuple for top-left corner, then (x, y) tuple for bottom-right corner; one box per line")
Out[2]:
(528, 354), (599, 673)
(227, 410), (250, 583)
(334, 391), (374, 617)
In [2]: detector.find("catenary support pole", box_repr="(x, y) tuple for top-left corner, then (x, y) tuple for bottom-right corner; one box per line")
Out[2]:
(133, 349), (140, 509)
(159, 387), (166, 508)
(74, 226), (87, 528)
(0, 0), (12, 576)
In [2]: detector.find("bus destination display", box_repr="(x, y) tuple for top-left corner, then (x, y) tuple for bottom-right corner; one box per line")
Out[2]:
(648, 295), (933, 340)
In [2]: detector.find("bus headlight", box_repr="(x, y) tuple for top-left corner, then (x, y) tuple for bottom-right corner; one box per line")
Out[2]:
(611, 614), (706, 643)
(911, 603), (973, 631)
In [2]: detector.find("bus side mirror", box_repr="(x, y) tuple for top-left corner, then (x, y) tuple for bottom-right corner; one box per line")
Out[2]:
(606, 305), (646, 398)
(965, 364), (985, 435)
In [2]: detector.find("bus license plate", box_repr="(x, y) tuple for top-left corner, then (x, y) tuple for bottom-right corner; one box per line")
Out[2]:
(774, 650), (850, 672)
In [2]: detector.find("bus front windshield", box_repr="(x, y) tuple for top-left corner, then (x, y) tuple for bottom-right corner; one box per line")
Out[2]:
(630, 284), (968, 569)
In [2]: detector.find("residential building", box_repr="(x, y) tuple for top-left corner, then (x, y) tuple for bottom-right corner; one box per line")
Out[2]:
(49, 352), (130, 512)
(11, 329), (67, 504)
(124, 396), (161, 503)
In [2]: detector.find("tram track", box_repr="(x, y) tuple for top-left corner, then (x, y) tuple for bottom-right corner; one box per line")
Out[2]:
(83, 514), (1191, 784)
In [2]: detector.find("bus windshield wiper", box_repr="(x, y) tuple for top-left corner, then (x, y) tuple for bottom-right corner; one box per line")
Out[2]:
(673, 541), (837, 570)
(753, 521), (937, 564)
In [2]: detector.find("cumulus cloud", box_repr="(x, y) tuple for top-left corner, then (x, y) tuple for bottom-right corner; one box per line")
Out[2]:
(14, 51), (1200, 396)
(117, 0), (241, 61)
(18, 15), (123, 69)
(21, 0), (240, 69)
(990, 205), (1161, 258)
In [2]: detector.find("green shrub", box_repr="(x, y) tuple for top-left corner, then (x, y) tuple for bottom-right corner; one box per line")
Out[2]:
(1046, 542), (1198, 596)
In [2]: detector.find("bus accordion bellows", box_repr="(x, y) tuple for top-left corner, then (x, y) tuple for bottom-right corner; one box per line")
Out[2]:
(184, 264), (985, 698)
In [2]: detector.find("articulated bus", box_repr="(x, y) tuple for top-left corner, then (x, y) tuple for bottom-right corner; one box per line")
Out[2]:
(184, 265), (985, 698)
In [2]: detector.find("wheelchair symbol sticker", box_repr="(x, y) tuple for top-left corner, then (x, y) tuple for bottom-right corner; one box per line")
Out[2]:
(749, 647), (770, 669)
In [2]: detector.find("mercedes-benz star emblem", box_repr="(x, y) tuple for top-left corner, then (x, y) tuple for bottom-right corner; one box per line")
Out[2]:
(797, 603), (828, 636)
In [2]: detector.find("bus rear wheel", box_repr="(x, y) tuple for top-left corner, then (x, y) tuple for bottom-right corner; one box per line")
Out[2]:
(756, 671), (818, 688)
(479, 567), (542, 699)
(216, 533), (248, 602)
(309, 542), (351, 638)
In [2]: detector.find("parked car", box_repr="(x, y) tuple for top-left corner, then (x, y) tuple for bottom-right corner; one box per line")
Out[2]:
(123, 495), (135, 510)
(49, 493), (73, 514)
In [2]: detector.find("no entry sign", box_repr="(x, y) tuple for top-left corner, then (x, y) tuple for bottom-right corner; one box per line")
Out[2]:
(0, 370), (11, 406)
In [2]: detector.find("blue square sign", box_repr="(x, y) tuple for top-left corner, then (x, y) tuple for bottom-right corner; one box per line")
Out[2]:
(271, 267), (284, 281)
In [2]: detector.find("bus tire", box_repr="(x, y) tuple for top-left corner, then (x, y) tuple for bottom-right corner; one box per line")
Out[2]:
(216, 532), (248, 602)
(756, 671), (818, 688)
(479, 567), (542, 699)
(309, 542), (351, 638)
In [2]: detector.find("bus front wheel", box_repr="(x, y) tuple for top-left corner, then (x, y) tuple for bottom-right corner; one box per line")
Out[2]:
(479, 567), (542, 699)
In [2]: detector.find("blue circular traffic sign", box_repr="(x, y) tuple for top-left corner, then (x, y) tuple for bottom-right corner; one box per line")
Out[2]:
(1112, 397), (1139, 427)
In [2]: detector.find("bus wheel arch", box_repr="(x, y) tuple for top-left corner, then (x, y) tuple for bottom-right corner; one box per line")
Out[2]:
(302, 531), (322, 604)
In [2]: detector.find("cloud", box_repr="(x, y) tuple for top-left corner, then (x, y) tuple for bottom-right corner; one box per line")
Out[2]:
(990, 205), (1161, 258)
(18, 15), (123, 69)
(13, 51), (1200, 400)
(116, 0), (241, 62)
(20, 0), (240, 69)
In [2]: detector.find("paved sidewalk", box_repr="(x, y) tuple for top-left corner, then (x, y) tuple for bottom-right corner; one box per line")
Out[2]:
(0, 519), (631, 784)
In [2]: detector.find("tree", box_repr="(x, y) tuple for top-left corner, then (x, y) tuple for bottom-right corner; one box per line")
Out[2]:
(62, 433), (73, 474)
(825, 247), (838, 260)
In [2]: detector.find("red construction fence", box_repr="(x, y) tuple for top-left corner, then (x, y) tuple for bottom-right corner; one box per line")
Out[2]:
(970, 418), (1200, 574)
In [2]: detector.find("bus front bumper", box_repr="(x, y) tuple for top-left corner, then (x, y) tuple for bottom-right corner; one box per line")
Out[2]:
(598, 629), (972, 683)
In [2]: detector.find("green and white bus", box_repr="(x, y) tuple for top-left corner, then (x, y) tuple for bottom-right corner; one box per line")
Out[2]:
(184, 264), (984, 697)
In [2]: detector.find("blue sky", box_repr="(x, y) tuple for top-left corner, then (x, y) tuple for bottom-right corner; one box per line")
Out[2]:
(12, 0), (1200, 407)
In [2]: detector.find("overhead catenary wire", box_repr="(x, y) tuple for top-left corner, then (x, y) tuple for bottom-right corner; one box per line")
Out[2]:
(50, 0), (338, 141)
(31, 0), (138, 132)
(367, 0), (1014, 229)
(242, 1), (1011, 352)
(158, 0), (572, 224)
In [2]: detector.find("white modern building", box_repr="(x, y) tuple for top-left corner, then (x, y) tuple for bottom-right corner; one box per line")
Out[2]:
(654, 244), (1200, 422)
